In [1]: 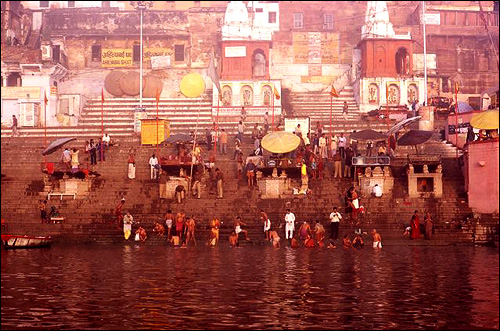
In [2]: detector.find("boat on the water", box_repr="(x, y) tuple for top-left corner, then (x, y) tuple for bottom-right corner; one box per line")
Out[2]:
(1, 234), (52, 249)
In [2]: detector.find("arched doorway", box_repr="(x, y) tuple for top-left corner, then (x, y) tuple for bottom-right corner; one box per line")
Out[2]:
(252, 50), (266, 77)
(395, 47), (410, 75)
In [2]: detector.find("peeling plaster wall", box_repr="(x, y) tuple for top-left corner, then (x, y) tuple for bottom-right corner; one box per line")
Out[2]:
(48, 8), (224, 98)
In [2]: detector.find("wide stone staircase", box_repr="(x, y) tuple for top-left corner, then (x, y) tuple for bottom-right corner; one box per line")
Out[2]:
(288, 86), (391, 135)
(2, 133), (496, 246)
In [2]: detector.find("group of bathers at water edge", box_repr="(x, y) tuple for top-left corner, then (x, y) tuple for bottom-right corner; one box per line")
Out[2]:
(122, 207), (382, 250)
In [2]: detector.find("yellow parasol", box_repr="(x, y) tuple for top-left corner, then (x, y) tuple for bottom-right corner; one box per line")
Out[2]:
(261, 131), (301, 154)
(180, 73), (205, 98)
(470, 109), (499, 130)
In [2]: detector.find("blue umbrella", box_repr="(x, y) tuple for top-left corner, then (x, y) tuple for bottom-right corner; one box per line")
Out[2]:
(42, 137), (77, 156)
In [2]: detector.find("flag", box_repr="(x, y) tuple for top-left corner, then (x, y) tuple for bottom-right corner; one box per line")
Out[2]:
(330, 85), (339, 98)
(44, 92), (48, 105)
(101, 87), (105, 103)
(273, 85), (281, 100)
(207, 52), (221, 95)
(155, 87), (161, 103)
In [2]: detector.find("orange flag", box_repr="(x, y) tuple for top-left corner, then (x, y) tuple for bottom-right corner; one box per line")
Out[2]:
(44, 92), (48, 105)
(273, 85), (281, 100)
(155, 87), (161, 103)
(330, 85), (339, 98)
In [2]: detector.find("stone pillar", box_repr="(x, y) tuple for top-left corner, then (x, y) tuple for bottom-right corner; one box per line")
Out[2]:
(419, 106), (434, 131)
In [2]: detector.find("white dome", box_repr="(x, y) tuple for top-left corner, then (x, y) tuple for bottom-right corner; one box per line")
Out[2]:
(224, 1), (249, 24)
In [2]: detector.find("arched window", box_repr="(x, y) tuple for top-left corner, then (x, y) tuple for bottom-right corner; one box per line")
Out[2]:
(387, 84), (400, 105)
(252, 49), (266, 77)
(241, 85), (253, 106)
(221, 85), (232, 106)
(368, 84), (379, 104)
(262, 85), (272, 106)
(395, 47), (410, 75)
(407, 84), (418, 103)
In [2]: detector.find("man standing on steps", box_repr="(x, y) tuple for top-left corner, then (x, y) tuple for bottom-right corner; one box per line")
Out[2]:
(284, 209), (296, 240)
(149, 154), (159, 180)
(342, 101), (349, 121)
(215, 168), (224, 199)
(192, 165), (202, 199)
(114, 198), (125, 230)
(329, 206), (342, 242)
(206, 128), (212, 151)
(237, 121), (245, 143)
(264, 111), (269, 134)
(338, 133), (347, 159)
(219, 129), (228, 155)
(11, 115), (20, 137)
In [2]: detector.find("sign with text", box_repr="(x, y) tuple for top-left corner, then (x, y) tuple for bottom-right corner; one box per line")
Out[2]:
(1, 86), (42, 99)
(225, 46), (247, 58)
(212, 107), (281, 117)
(422, 13), (441, 25)
(293, 32), (340, 64)
(151, 55), (171, 70)
(101, 49), (133, 67)
(143, 48), (173, 61)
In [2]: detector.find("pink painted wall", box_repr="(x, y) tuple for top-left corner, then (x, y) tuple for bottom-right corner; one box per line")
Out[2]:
(467, 139), (499, 213)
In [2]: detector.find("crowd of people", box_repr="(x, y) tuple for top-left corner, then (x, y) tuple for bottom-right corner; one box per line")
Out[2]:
(113, 198), (384, 249)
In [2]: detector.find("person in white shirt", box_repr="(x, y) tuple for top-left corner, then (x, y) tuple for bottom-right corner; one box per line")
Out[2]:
(284, 209), (296, 240)
(329, 207), (342, 241)
(102, 133), (111, 149)
(330, 134), (338, 158)
(149, 154), (159, 179)
(319, 133), (327, 159)
(338, 133), (347, 159)
(237, 121), (245, 143)
(373, 184), (383, 197)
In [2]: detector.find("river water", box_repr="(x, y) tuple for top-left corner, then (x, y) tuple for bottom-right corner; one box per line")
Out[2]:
(1, 244), (498, 330)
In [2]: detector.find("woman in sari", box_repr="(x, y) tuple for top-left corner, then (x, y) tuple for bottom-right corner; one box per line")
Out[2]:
(410, 210), (421, 240)
(424, 212), (433, 240)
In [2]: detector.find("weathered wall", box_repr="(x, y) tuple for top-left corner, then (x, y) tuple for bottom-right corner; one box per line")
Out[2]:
(49, 7), (225, 98)
(272, 1), (366, 92)
(467, 139), (499, 213)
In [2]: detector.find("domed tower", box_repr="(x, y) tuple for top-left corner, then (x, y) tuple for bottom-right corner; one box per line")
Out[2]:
(357, 1), (425, 114)
(213, 1), (282, 127)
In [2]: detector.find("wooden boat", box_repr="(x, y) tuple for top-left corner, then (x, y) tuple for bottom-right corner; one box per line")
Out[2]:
(1, 234), (52, 249)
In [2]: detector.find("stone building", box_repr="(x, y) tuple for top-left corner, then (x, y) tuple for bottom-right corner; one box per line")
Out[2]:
(214, 0), (282, 123)
(1, 1), (498, 129)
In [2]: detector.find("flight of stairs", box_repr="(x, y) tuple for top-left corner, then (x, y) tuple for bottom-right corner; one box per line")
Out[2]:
(2, 135), (496, 246)
(289, 86), (391, 135)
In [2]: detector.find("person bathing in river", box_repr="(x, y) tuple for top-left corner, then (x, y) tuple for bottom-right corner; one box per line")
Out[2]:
(371, 229), (382, 249)
(153, 221), (165, 237)
(269, 230), (281, 248)
(185, 217), (196, 246)
(229, 231), (239, 248)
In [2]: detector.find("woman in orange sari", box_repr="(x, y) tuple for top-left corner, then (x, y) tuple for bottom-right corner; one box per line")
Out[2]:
(410, 210), (421, 240)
